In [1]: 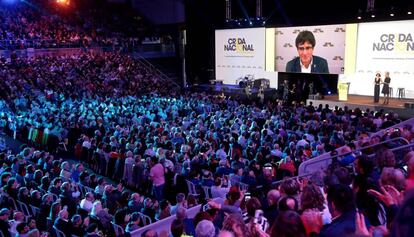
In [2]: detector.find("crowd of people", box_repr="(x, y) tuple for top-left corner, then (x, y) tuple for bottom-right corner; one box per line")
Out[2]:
(0, 3), (413, 234)
(0, 46), (413, 237)
(0, 0), (158, 50)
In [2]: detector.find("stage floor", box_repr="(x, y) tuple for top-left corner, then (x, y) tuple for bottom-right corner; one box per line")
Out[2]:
(308, 94), (414, 119)
(323, 94), (414, 108)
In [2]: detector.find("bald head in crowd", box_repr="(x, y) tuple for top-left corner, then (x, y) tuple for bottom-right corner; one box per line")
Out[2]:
(267, 189), (281, 206)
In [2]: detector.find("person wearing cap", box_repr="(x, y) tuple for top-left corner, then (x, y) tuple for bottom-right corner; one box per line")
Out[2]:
(0, 208), (11, 237)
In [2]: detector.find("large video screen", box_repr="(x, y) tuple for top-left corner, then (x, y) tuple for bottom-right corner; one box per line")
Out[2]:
(215, 28), (266, 85)
(356, 20), (414, 74)
(274, 24), (346, 74)
(214, 20), (414, 97)
(344, 20), (414, 97)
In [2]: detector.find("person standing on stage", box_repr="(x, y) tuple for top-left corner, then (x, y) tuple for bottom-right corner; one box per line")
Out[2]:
(382, 71), (391, 104)
(282, 80), (290, 102)
(258, 84), (265, 104)
(374, 73), (381, 103)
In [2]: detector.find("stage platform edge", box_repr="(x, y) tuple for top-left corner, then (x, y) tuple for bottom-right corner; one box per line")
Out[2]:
(307, 94), (414, 119)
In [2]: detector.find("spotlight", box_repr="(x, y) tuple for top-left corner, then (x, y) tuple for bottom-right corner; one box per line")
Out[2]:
(56, 0), (70, 5)
(357, 9), (362, 20)
(328, 91), (332, 95)
(371, 14), (375, 18)
(249, 22), (253, 26)
(389, 7), (395, 17)
(408, 11), (412, 15)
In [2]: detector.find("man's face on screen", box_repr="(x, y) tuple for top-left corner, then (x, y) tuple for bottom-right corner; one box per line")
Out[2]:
(297, 41), (314, 67)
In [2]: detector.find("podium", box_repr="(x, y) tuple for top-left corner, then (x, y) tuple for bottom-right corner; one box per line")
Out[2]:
(338, 82), (350, 101)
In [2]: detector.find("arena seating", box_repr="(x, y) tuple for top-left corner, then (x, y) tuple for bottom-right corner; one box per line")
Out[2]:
(1, 1), (414, 237)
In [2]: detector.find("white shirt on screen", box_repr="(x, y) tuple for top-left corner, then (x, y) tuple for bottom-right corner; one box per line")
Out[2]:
(300, 59), (313, 73)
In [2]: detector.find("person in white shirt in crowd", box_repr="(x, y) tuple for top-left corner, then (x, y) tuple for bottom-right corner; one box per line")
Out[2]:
(60, 161), (72, 182)
(80, 192), (95, 213)
(82, 135), (91, 150)
(296, 134), (309, 150)
(270, 143), (283, 158)
(9, 211), (25, 235)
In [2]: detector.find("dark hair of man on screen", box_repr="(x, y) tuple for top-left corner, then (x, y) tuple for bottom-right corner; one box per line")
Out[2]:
(295, 30), (316, 48)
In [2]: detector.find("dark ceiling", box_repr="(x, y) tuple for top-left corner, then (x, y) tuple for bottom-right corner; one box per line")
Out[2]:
(208, 0), (414, 28)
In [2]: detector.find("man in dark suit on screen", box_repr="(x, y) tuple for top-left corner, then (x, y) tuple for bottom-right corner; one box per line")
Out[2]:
(286, 30), (329, 74)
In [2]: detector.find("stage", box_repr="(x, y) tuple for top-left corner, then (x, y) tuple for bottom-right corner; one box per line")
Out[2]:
(192, 83), (414, 119)
(307, 95), (414, 119)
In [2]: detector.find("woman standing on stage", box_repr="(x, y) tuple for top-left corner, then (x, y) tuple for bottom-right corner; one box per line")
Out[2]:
(382, 71), (391, 104)
(374, 73), (381, 103)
